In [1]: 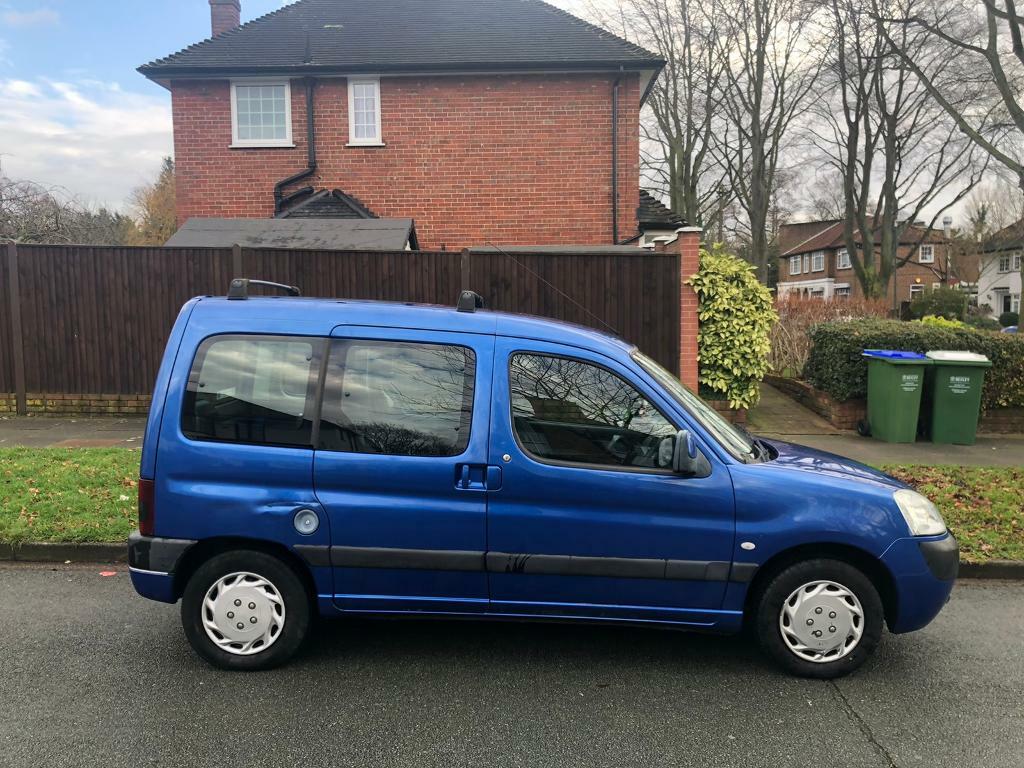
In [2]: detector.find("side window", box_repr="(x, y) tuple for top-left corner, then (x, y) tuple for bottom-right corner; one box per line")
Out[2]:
(319, 340), (475, 457)
(182, 335), (319, 447)
(509, 353), (677, 470)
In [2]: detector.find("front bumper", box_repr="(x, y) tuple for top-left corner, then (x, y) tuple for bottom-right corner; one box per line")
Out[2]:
(880, 532), (958, 634)
(127, 532), (196, 604)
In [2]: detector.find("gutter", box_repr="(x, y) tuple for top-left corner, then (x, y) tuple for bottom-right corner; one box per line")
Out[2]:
(273, 77), (317, 214)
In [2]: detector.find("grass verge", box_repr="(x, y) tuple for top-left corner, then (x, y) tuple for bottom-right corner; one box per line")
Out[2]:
(1, 449), (1021, 564)
(0, 448), (139, 544)
(882, 465), (1024, 563)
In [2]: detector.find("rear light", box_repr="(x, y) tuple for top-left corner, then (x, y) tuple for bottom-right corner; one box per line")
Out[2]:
(138, 478), (155, 537)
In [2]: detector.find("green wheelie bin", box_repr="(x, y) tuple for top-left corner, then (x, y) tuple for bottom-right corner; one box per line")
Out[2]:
(923, 350), (992, 445)
(860, 350), (932, 443)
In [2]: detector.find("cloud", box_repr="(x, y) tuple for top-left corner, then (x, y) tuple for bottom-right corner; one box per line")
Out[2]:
(0, 77), (172, 209)
(1, 8), (59, 27)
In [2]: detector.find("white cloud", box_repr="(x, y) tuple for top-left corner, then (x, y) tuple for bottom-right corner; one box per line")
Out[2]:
(0, 77), (172, 209)
(1, 8), (59, 27)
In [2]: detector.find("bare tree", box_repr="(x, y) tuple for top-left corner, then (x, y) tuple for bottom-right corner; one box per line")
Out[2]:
(584, 0), (728, 227)
(710, 0), (822, 281)
(0, 175), (136, 245)
(812, 0), (987, 299)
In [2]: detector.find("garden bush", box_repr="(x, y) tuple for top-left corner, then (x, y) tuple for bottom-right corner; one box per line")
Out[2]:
(804, 318), (1024, 410)
(908, 286), (968, 320)
(965, 314), (1002, 331)
(918, 314), (964, 329)
(769, 296), (889, 376)
(1000, 311), (1020, 328)
(686, 243), (777, 409)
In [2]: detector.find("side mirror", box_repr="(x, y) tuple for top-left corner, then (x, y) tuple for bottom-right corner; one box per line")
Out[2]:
(671, 429), (711, 477)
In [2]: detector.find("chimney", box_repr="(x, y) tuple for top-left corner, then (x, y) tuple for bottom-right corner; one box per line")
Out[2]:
(210, 0), (241, 37)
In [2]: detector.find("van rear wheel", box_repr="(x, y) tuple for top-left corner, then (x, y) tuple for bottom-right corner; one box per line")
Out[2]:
(181, 550), (310, 671)
(755, 559), (883, 679)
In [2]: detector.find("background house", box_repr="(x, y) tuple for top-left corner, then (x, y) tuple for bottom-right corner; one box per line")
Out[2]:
(140, 0), (678, 250)
(775, 219), (972, 303)
(978, 221), (1023, 319)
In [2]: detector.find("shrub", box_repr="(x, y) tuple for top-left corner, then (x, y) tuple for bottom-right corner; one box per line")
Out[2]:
(686, 244), (777, 409)
(908, 286), (968, 320)
(965, 314), (1002, 332)
(918, 314), (964, 329)
(804, 318), (1024, 410)
(1000, 311), (1020, 328)
(769, 296), (889, 376)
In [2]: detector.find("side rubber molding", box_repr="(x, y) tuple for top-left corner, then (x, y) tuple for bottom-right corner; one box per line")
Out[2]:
(919, 534), (959, 582)
(127, 532), (196, 574)
(296, 544), (746, 583)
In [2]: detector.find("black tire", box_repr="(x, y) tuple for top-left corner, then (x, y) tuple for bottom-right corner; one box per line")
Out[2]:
(181, 550), (311, 671)
(856, 419), (871, 437)
(754, 559), (883, 679)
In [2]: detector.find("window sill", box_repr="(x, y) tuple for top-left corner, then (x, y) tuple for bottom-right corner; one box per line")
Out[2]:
(230, 142), (296, 150)
(346, 141), (386, 148)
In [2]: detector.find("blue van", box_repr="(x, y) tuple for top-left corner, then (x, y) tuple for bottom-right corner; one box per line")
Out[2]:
(129, 282), (957, 678)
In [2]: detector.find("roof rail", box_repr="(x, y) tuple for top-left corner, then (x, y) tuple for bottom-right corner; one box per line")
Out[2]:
(227, 278), (302, 300)
(456, 290), (484, 312)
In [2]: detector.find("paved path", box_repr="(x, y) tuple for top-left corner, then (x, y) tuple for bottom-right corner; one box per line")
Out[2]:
(0, 416), (145, 448)
(749, 384), (1024, 467)
(0, 563), (1021, 768)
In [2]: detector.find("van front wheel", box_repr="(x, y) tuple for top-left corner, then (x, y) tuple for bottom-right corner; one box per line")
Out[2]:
(755, 559), (883, 679)
(181, 550), (310, 671)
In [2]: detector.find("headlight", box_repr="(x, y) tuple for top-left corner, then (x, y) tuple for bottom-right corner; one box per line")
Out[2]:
(893, 489), (946, 536)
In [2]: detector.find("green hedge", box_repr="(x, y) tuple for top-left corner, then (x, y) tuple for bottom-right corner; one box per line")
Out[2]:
(804, 319), (1024, 410)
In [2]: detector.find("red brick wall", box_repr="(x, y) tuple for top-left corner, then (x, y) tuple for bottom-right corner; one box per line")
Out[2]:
(171, 73), (641, 250)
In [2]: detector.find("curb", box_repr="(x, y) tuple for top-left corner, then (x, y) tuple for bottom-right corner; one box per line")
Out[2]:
(1, 543), (1023, 579)
(2, 542), (127, 563)
(958, 560), (1024, 580)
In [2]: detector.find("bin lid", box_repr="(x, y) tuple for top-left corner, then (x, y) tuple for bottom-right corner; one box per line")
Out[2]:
(861, 349), (930, 363)
(926, 350), (992, 366)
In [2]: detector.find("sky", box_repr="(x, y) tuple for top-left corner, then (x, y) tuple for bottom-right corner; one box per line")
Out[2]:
(0, 0), (582, 212)
(0, 0), (310, 210)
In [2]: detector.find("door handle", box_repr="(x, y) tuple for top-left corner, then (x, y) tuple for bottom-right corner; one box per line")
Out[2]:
(455, 464), (502, 491)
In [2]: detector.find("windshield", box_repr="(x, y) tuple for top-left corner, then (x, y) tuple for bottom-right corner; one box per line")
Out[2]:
(633, 351), (756, 461)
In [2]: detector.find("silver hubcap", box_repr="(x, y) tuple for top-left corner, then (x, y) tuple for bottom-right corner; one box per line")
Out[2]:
(202, 571), (286, 656)
(779, 580), (864, 663)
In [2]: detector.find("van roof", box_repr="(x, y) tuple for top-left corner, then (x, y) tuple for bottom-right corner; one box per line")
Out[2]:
(190, 296), (637, 359)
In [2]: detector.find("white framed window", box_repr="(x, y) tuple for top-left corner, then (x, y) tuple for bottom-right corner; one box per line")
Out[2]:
(835, 286), (851, 298)
(789, 255), (801, 275)
(811, 251), (825, 272)
(919, 244), (934, 263)
(998, 255), (1012, 273)
(1015, 253), (1023, 271)
(230, 80), (293, 148)
(910, 284), (925, 299)
(1014, 293), (1021, 313)
(347, 77), (383, 146)
(932, 282), (942, 290)
(836, 249), (851, 270)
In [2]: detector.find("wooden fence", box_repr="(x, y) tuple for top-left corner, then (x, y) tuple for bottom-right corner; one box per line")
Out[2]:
(0, 242), (681, 415)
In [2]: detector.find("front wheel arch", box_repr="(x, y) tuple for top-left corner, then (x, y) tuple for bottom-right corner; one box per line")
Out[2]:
(743, 542), (898, 630)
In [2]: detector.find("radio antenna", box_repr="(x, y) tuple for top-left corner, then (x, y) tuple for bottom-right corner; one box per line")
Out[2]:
(483, 242), (620, 336)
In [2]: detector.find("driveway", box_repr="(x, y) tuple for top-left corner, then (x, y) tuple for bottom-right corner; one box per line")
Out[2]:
(1, 563), (1022, 767)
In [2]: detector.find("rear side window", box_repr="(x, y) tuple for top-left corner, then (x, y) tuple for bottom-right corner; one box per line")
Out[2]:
(318, 340), (475, 457)
(509, 353), (676, 469)
(182, 335), (319, 447)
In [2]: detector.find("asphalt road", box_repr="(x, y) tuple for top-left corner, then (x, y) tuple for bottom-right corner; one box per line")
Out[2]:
(1, 564), (1022, 768)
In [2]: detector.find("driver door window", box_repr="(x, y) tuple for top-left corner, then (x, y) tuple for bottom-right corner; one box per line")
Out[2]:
(509, 353), (676, 470)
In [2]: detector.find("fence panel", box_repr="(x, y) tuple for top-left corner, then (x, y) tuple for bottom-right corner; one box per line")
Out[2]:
(5, 244), (680, 400)
(0, 247), (13, 392)
(469, 249), (681, 375)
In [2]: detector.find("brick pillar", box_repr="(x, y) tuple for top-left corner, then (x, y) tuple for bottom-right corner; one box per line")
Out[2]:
(654, 227), (703, 390)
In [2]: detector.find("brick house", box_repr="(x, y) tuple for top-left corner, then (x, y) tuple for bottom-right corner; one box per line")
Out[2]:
(775, 219), (969, 304)
(139, 0), (673, 250)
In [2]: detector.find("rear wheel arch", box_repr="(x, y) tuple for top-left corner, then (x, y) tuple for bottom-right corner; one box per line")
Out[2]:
(173, 537), (317, 609)
(743, 542), (898, 629)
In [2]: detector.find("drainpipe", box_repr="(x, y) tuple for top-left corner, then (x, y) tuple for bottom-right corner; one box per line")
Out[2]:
(611, 73), (621, 245)
(274, 77), (317, 214)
